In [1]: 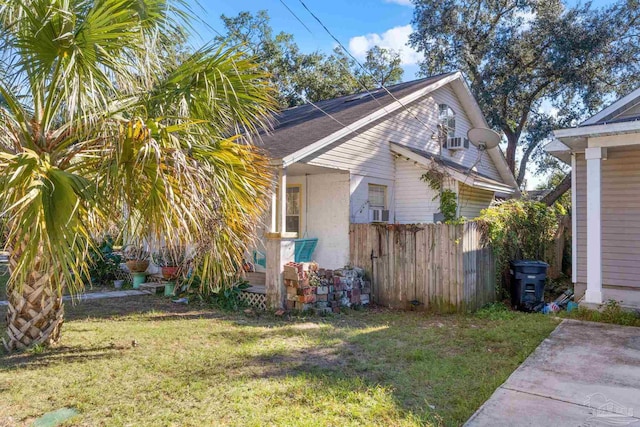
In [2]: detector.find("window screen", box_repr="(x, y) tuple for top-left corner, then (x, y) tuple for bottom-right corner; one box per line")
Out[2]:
(368, 184), (387, 209)
(286, 186), (301, 235)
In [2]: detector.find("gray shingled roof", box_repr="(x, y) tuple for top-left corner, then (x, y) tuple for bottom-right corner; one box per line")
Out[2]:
(259, 73), (455, 159)
(588, 115), (640, 125)
(398, 145), (510, 189)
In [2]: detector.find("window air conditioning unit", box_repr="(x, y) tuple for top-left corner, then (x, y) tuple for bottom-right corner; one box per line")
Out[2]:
(369, 208), (390, 223)
(444, 137), (470, 150)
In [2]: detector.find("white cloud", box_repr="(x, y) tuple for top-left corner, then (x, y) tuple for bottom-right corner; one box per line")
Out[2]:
(348, 25), (423, 66)
(514, 9), (536, 32)
(384, 0), (413, 6)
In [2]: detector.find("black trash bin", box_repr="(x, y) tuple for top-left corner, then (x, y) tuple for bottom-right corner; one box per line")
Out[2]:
(510, 260), (548, 311)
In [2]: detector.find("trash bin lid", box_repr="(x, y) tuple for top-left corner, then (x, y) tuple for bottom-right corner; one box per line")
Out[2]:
(510, 260), (549, 268)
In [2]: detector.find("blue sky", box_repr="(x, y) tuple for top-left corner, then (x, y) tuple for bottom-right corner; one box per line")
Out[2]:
(190, 0), (614, 188)
(189, 0), (614, 82)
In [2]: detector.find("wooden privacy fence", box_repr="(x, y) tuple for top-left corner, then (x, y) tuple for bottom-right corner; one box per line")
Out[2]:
(349, 222), (495, 312)
(547, 215), (571, 280)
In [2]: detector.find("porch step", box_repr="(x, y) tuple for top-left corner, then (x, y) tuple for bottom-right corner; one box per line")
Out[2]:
(245, 272), (266, 287)
(138, 282), (166, 294)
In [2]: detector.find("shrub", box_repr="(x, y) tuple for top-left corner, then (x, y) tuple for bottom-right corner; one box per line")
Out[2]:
(207, 281), (251, 311)
(186, 275), (251, 311)
(477, 200), (560, 295)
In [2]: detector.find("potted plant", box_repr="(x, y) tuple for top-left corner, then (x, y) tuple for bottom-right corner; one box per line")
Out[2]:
(124, 245), (150, 273)
(152, 247), (185, 280)
(88, 236), (123, 287)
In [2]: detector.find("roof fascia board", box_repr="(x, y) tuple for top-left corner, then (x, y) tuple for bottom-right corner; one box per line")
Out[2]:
(281, 73), (461, 167)
(450, 78), (489, 129)
(554, 120), (640, 140)
(582, 87), (640, 125)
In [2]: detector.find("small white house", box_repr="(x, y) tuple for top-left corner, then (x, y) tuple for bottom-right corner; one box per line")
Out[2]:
(254, 72), (518, 307)
(547, 87), (640, 309)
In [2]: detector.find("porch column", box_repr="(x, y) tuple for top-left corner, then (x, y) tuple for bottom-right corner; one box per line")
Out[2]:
(270, 188), (277, 233)
(585, 147), (606, 304)
(265, 234), (295, 309)
(265, 166), (294, 310)
(280, 167), (287, 234)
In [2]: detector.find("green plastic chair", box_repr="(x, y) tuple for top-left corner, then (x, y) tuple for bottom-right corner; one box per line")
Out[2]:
(294, 238), (318, 263)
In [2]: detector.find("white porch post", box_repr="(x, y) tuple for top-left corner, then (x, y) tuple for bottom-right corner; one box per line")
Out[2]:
(571, 153), (577, 284)
(265, 166), (294, 310)
(585, 147), (606, 304)
(270, 186), (277, 233)
(280, 167), (287, 233)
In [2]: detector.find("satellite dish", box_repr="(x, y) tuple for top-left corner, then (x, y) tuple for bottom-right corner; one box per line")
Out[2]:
(467, 128), (501, 150)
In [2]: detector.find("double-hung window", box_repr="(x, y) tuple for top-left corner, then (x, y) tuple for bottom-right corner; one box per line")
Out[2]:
(286, 186), (301, 235)
(438, 104), (456, 140)
(368, 184), (387, 210)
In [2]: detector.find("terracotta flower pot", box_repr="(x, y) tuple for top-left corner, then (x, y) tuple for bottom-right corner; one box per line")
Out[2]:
(161, 266), (180, 279)
(126, 260), (149, 273)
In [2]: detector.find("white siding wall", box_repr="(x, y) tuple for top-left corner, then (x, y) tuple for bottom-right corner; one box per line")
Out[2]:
(458, 184), (494, 220)
(394, 156), (441, 223)
(350, 174), (395, 223)
(304, 86), (502, 183)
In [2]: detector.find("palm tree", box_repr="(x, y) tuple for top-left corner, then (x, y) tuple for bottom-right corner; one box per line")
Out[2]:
(0, 0), (276, 351)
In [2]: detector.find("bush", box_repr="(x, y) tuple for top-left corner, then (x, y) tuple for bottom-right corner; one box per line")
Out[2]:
(478, 200), (560, 296)
(186, 275), (251, 311)
(207, 281), (251, 311)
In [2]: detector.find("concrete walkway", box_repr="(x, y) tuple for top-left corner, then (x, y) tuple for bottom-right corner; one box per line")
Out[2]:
(466, 320), (640, 426)
(0, 289), (151, 306)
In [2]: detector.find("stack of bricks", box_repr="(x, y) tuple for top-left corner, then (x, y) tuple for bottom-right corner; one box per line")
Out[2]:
(283, 262), (371, 313)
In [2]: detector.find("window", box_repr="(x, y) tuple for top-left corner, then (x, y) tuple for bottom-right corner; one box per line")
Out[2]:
(438, 104), (456, 139)
(286, 186), (301, 235)
(368, 184), (387, 210)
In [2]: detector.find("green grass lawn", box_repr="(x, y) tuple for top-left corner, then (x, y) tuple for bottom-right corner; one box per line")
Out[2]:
(0, 297), (558, 426)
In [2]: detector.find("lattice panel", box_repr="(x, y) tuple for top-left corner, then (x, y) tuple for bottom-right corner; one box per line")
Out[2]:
(114, 269), (132, 283)
(240, 291), (267, 311)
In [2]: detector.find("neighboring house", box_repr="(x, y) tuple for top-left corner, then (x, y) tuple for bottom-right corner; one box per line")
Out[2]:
(547, 87), (640, 309)
(255, 71), (518, 273)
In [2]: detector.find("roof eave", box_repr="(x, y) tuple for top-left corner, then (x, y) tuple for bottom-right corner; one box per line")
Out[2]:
(554, 120), (640, 141)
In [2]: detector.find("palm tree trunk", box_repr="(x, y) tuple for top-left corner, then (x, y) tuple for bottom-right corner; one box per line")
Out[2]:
(4, 250), (64, 351)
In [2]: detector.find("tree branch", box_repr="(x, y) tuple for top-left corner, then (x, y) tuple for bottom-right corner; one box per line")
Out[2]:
(541, 174), (571, 206)
(516, 141), (537, 186)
